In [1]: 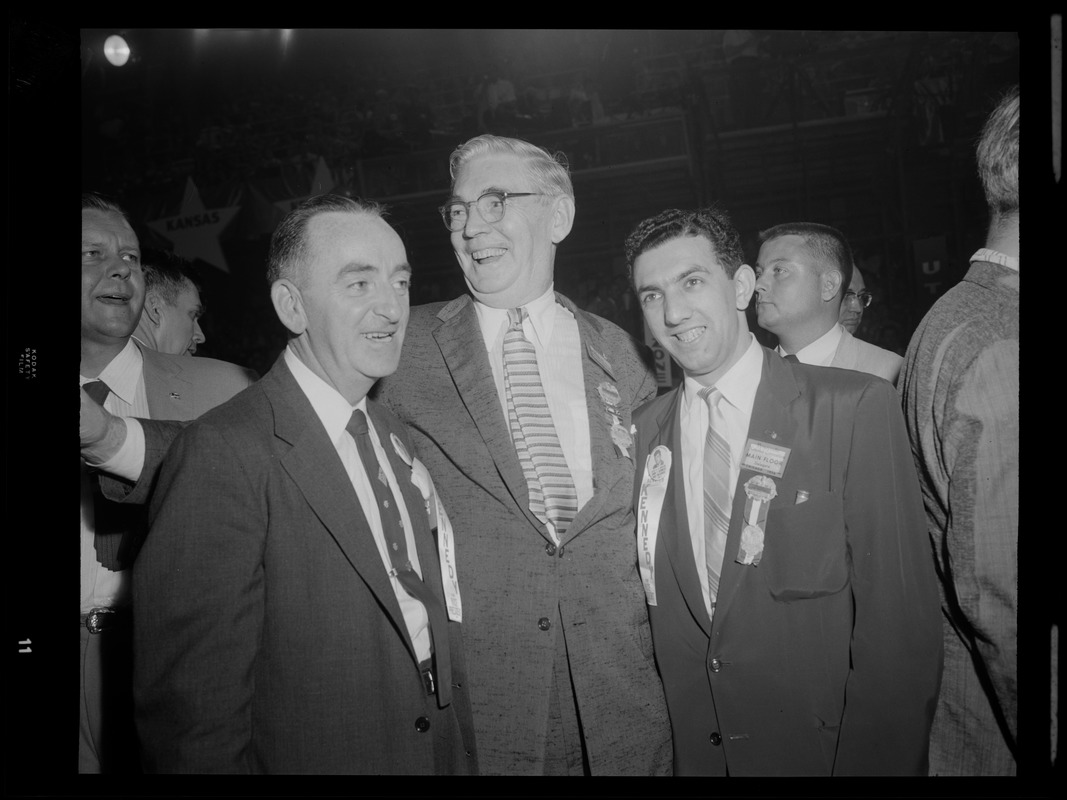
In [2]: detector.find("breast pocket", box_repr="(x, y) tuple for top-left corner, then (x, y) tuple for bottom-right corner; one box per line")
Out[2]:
(758, 490), (849, 601)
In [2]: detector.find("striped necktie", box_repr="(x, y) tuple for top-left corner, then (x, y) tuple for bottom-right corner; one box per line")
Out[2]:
(503, 306), (578, 536)
(699, 386), (732, 614)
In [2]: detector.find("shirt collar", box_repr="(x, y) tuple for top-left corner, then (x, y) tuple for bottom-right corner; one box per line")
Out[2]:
(778, 322), (844, 366)
(284, 345), (367, 446)
(970, 248), (1019, 272)
(81, 338), (143, 406)
(473, 284), (558, 351)
(683, 332), (763, 416)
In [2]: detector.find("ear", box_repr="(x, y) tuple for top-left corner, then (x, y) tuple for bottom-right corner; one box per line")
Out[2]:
(821, 269), (844, 303)
(143, 292), (164, 327)
(733, 264), (756, 310)
(550, 195), (575, 245)
(271, 279), (308, 335)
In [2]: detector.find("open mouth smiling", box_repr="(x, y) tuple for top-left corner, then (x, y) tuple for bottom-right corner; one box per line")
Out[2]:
(472, 247), (507, 263)
(674, 326), (705, 344)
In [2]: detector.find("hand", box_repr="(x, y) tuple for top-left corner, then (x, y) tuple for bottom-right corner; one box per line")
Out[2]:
(80, 386), (128, 464)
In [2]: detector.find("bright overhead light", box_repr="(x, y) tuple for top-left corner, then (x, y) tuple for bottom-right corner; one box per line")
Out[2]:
(103, 35), (130, 67)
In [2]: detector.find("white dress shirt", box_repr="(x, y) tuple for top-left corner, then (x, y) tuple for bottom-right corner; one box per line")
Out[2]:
(679, 333), (763, 617)
(80, 339), (149, 613)
(284, 347), (431, 662)
(473, 285), (593, 543)
(777, 322), (844, 367)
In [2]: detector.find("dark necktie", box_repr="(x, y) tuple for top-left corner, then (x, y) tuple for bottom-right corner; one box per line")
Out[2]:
(83, 379), (124, 570)
(783, 353), (800, 364)
(346, 409), (451, 701)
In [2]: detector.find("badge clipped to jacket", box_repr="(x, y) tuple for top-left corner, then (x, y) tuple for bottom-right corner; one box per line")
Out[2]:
(391, 433), (462, 622)
(636, 444), (672, 606)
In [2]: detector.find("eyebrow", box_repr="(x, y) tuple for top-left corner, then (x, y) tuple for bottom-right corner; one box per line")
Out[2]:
(336, 262), (412, 279)
(447, 186), (508, 203)
(635, 265), (709, 296)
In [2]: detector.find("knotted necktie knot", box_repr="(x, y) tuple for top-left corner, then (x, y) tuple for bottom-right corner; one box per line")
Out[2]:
(346, 408), (370, 439)
(83, 379), (112, 406)
(698, 385), (722, 413)
(508, 306), (524, 327)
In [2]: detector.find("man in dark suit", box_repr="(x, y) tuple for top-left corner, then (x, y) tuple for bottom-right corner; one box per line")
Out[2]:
(79, 193), (256, 774)
(131, 195), (478, 773)
(374, 135), (672, 775)
(625, 206), (942, 776)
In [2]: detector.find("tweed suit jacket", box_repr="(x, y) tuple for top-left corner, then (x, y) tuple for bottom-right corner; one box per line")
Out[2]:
(900, 259), (1018, 775)
(830, 326), (904, 385)
(132, 355), (478, 774)
(632, 347), (943, 776)
(373, 292), (673, 776)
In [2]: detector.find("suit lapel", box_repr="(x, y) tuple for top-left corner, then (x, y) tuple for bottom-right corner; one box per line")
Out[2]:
(560, 301), (633, 546)
(713, 350), (800, 626)
(267, 358), (416, 663)
(433, 297), (546, 535)
(653, 389), (713, 637)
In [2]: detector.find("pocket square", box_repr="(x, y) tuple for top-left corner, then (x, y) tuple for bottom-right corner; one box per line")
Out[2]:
(794, 490), (809, 505)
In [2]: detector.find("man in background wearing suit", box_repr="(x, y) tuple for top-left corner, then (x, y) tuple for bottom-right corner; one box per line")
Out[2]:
(79, 193), (255, 773)
(626, 205), (942, 775)
(754, 222), (903, 384)
(374, 135), (672, 775)
(900, 84), (1019, 776)
(132, 194), (477, 774)
(131, 248), (207, 356)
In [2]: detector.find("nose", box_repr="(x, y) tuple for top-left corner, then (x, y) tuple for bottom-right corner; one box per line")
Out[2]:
(461, 204), (491, 238)
(662, 291), (691, 327)
(753, 272), (770, 297)
(375, 284), (405, 323)
(107, 254), (134, 280)
(192, 320), (206, 345)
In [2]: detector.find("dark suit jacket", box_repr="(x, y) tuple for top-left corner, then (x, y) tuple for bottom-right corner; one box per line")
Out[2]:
(373, 293), (673, 776)
(92, 343), (256, 568)
(132, 355), (478, 774)
(632, 347), (943, 776)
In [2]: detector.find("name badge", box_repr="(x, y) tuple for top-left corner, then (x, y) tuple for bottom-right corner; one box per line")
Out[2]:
(637, 445), (672, 605)
(394, 434), (462, 622)
(740, 439), (791, 478)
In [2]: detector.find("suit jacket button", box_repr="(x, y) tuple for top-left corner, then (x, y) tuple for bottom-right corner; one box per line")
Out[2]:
(415, 716), (431, 733)
(545, 542), (556, 556)
(709, 658), (722, 672)
(538, 617), (552, 631)
(709, 731), (722, 746)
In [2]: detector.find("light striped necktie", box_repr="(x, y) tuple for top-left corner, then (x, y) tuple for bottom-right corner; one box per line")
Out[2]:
(699, 386), (732, 614)
(503, 306), (578, 536)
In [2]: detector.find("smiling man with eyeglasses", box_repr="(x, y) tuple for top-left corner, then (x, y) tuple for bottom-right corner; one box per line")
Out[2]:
(376, 134), (672, 776)
(754, 221), (903, 385)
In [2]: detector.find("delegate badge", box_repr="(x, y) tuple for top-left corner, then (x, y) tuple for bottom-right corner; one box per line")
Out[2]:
(740, 439), (791, 478)
(736, 474), (775, 566)
(597, 381), (622, 409)
(611, 420), (633, 456)
(637, 445), (672, 605)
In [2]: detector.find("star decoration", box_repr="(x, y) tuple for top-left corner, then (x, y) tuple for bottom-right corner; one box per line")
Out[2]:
(147, 178), (241, 272)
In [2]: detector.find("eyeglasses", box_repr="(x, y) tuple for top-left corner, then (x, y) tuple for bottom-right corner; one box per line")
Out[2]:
(843, 290), (873, 308)
(439, 191), (544, 231)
